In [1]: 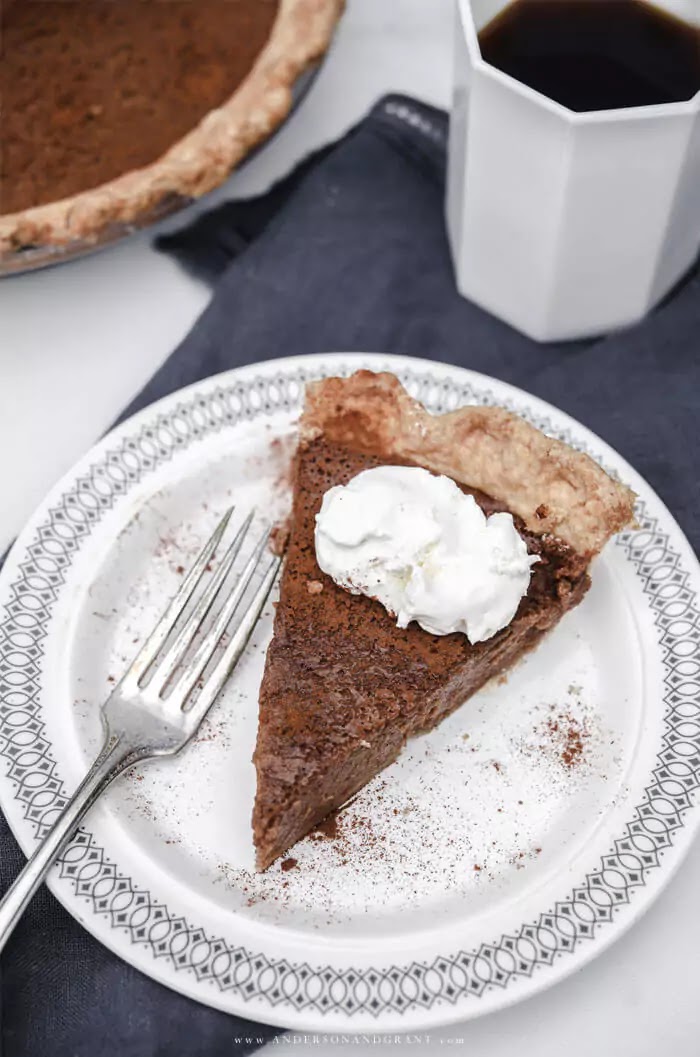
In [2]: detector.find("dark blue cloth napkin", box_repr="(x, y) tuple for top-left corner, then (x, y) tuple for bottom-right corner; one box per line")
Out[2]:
(1, 94), (698, 1057)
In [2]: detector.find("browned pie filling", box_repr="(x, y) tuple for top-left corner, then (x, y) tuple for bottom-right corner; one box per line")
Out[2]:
(1, 0), (280, 214)
(253, 438), (590, 870)
(251, 371), (635, 871)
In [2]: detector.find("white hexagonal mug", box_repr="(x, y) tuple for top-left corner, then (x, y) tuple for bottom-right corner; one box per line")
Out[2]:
(446, 0), (700, 341)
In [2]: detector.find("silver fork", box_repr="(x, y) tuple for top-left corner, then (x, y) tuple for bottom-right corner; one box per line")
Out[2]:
(0, 509), (280, 952)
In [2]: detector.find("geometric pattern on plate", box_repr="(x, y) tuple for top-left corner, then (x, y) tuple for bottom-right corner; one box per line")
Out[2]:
(0, 362), (698, 1017)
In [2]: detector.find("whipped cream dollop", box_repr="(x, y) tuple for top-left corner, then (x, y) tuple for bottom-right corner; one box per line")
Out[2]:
(314, 466), (538, 644)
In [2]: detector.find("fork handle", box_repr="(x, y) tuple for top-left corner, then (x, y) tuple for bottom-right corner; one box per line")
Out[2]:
(0, 730), (133, 954)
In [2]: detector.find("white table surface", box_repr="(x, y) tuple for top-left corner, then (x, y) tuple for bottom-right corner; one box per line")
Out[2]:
(1, 1), (698, 1054)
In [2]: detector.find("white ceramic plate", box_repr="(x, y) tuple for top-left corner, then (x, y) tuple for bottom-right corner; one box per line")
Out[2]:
(1, 353), (699, 1033)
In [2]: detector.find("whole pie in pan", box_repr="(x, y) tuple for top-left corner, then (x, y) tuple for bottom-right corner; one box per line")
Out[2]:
(0, 0), (343, 260)
(252, 371), (635, 870)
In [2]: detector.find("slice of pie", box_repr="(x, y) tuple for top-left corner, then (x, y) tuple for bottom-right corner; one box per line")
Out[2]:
(252, 371), (635, 870)
(0, 0), (342, 263)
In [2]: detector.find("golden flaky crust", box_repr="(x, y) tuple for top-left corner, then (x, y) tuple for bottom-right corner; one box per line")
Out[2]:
(302, 371), (635, 557)
(0, 0), (343, 258)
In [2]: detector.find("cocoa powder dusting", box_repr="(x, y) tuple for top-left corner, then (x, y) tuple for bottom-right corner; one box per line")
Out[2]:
(522, 705), (592, 772)
(547, 713), (588, 768)
(270, 434), (297, 494)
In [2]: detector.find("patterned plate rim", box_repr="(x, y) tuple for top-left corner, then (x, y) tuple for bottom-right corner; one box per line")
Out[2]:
(1, 352), (698, 1032)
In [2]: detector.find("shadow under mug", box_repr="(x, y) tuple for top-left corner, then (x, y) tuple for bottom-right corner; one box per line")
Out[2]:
(446, 0), (700, 342)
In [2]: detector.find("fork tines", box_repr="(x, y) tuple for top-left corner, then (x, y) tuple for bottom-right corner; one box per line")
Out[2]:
(122, 509), (280, 722)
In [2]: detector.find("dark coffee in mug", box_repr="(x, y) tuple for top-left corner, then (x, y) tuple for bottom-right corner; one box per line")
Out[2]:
(478, 0), (700, 112)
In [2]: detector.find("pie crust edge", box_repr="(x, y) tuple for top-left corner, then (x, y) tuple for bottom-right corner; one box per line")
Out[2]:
(301, 370), (636, 557)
